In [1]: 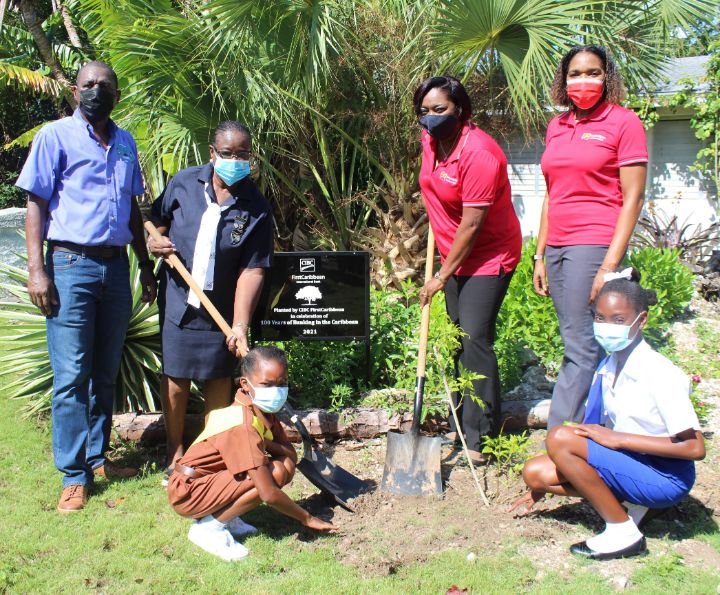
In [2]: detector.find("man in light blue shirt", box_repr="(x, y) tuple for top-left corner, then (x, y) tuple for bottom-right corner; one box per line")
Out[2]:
(16, 61), (156, 513)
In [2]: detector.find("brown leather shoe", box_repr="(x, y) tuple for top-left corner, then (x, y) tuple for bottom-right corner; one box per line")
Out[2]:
(57, 484), (87, 513)
(94, 460), (138, 479)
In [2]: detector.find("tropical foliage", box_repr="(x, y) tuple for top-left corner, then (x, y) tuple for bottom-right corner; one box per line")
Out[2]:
(0, 242), (161, 415)
(0, 1), (713, 415)
(2, 0), (716, 276)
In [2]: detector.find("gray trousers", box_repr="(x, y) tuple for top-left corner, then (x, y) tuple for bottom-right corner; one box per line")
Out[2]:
(545, 245), (607, 429)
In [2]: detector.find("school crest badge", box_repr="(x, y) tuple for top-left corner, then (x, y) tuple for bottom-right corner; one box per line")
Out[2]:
(231, 214), (249, 245)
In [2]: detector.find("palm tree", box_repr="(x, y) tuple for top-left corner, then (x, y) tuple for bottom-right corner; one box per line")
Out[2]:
(436, 0), (716, 129)
(0, 0), (90, 121)
(4, 0), (717, 269)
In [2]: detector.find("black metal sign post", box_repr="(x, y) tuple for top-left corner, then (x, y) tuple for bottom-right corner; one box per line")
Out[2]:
(252, 251), (371, 378)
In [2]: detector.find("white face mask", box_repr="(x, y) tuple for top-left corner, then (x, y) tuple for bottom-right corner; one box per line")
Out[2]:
(247, 380), (288, 413)
(593, 312), (643, 353)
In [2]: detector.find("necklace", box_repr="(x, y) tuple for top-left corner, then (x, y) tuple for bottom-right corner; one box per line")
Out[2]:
(435, 128), (462, 166)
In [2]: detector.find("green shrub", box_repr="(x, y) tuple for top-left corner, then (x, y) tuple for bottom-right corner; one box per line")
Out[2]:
(266, 338), (367, 409)
(0, 172), (25, 209)
(626, 247), (695, 341)
(496, 239), (563, 380)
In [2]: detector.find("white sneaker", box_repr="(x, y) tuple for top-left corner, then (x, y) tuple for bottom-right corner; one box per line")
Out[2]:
(226, 517), (258, 539)
(187, 521), (249, 561)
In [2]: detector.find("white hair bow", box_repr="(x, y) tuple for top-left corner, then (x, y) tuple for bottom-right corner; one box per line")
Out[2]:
(602, 267), (633, 283)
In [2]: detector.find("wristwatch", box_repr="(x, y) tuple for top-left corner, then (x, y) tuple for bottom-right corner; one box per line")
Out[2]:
(433, 271), (447, 284)
(532, 254), (544, 261)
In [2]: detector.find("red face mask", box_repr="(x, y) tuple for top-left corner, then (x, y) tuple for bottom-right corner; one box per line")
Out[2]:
(566, 78), (604, 110)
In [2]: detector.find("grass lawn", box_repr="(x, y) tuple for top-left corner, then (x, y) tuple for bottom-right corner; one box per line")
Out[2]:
(0, 389), (718, 594)
(1, 300), (719, 593)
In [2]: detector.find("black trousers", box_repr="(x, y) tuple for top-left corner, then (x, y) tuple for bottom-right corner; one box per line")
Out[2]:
(444, 269), (513, 451)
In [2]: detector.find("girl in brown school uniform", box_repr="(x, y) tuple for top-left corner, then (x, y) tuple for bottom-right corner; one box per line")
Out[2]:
(167, 346), (337, 560)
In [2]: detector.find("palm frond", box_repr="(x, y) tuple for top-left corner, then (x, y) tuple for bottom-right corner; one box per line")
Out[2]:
(4, 121), (49, 150)
(0, 61), (67, 96)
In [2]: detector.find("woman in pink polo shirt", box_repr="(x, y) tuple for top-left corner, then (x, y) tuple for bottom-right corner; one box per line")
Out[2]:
(414, 76), (522, 462)
(534, 45), (648, 428)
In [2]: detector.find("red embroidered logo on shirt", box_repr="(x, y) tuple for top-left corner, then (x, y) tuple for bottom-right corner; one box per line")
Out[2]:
(439, 171), (458, 185)
(581, 132), (607, 142)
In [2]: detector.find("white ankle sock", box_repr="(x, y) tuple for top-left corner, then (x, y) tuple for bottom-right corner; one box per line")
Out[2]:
(623, 501), (649, 526)
(586, 518), (643, 554)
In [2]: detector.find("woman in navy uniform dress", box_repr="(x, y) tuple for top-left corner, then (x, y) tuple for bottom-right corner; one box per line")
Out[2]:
(148, 121), (273, 472)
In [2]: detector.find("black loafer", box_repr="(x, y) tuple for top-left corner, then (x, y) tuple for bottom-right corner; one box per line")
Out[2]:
(570, 536), (647, 560)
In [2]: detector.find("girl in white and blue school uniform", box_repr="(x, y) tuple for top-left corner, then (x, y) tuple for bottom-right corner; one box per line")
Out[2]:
(509, 268), (705, 560)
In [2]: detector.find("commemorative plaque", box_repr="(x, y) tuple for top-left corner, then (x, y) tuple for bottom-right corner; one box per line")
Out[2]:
(253, 251), (370, 341)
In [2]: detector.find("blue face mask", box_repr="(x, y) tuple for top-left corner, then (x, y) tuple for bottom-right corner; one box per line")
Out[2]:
(593, 312), (643, 353)
(213, 157), (250, 186)
(248, 380), (288, 413)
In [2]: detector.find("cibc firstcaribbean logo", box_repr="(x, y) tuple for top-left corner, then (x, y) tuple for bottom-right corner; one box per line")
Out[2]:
(299, 258), (315, 272)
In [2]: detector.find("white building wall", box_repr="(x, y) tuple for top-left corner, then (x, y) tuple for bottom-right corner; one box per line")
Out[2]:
(503, 118), (718, 239)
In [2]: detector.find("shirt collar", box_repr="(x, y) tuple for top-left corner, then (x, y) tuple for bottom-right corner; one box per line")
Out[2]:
(199, 162), (243, 207)
(424, 121), (472, 164)
(72, 108), (118, 140)
(558, 101), (613, 127)
(197, 162), (214, 184)
(599, 338), (649, 382)
(235, 390), (273, 427)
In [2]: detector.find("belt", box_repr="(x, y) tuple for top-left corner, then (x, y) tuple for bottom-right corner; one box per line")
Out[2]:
(174, 463), (201, 479)
(49, 240), (125, 259)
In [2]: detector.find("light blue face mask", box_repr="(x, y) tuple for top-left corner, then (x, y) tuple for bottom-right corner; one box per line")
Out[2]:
(593, 312), (643, 353)
(213, 157), (250, 186)
(248, 380), (288, 413)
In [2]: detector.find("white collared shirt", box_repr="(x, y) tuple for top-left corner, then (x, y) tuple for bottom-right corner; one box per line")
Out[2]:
(596, 340), (700, 437)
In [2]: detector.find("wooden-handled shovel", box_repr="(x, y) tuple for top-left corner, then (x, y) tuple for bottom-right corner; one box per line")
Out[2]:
(144, 220), (233, 338)
(380, 227), (443, 496)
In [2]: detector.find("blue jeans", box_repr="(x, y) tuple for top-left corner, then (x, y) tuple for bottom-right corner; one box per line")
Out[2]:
(46, 250), (132, 487)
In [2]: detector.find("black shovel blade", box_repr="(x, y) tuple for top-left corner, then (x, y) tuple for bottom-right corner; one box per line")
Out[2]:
(381, 430), (442, 496)
(297, 447), (372, 512)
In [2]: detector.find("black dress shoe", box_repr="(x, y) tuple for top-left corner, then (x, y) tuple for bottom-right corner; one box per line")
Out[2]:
(570, 536), (647, 560)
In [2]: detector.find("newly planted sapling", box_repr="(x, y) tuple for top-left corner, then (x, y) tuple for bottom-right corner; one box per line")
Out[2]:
(481, 430), (532, 478)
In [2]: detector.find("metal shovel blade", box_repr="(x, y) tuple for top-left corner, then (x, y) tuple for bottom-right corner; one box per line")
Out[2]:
(284, 404), (371, 511)
(297, 448), (371, 512)
(381, 430), (442, 496)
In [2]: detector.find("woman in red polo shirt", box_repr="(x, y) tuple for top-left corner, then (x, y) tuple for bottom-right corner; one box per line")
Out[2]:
(414, 76), (522, 462)
(533, 45), (647, 428)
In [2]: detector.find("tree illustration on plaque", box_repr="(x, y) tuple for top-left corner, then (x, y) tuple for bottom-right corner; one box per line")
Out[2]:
(295, 286), (322, 305)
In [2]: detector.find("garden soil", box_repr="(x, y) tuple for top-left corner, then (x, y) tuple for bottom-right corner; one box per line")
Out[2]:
(293, 296), (720, 584)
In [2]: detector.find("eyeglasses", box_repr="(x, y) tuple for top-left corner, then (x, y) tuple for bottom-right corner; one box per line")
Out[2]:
(212, 146), (253, 160)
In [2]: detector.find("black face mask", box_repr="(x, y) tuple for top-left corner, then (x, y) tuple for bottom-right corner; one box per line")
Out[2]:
(418, 113), (460, 140)
(79, 87), (116, 123)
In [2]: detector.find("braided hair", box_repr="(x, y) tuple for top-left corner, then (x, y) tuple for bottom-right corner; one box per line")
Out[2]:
(596, 268), (658, 315)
